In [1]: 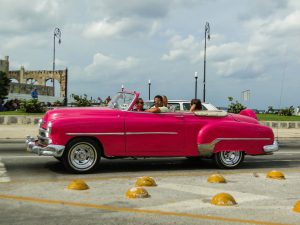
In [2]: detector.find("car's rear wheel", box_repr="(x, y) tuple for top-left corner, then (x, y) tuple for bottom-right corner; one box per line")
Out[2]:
(213, 151), (245, 169)
(62, 138), (101, 173)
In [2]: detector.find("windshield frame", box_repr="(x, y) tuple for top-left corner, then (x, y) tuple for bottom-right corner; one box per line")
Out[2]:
(107, 90), (139, 111)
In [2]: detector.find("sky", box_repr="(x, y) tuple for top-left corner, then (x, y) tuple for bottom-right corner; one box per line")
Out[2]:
(0, 0), (300, 109)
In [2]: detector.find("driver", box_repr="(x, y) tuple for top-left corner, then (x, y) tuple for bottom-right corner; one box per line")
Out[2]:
(145, 95), (169, 113)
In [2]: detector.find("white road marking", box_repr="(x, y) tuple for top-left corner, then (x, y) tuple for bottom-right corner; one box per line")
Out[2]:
(0, 158), (10, 182)
(158, 183), (270, 202)
(140, 182), (271, 212)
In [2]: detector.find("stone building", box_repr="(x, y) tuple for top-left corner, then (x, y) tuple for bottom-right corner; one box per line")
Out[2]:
(0, 56), (68, 103)
(0, 56), (9, 74)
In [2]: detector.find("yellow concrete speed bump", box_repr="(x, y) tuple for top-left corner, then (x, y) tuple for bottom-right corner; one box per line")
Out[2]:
(293, 200), (300, 213)
(126, 187), (150, 199)
(211, 193), (237, 206)
(266, 170), (285, 180)
(67, 179), (89, 190)
(135, 176), (157, 187)
(207, 174), (226, 183)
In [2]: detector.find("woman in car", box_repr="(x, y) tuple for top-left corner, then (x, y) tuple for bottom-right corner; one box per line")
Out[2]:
(189, 99), (202, 112)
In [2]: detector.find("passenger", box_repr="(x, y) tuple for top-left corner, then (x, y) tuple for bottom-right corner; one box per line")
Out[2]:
(133, 98), (145, 111)
(189, 99), (202, 112)
(145, 95), (169, 113)
(162, 95), (175, 112)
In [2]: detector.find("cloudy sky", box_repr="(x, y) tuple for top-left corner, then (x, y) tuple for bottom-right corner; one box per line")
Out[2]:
(0, 0), (300, 109)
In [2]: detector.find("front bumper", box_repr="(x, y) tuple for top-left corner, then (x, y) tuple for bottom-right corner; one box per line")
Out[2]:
(263, 140), (279, 153)
(26, 136), (65, 157)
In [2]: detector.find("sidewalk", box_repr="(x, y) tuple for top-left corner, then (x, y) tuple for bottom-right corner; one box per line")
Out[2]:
(0, 124), (300, 146)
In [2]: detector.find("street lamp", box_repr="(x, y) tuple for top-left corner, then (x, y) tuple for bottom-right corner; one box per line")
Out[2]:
(148, 80), (151, 100)
(194, 72), (198, 99)
(203, 22), (210, 102)
(53, 27), (61, 96)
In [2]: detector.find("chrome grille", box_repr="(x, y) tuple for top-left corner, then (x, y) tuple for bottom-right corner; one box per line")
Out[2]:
(38, 128), (49, 145)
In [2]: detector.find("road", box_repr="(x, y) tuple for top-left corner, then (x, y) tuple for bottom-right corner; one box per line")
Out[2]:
(0, 143), (300, 225)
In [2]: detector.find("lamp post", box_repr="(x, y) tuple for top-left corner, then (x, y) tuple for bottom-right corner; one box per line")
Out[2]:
(53, 27), (61, 96)
(148, 80), (151, 100)
(194, 72), (198, 99)
(203, 22), (210, 102)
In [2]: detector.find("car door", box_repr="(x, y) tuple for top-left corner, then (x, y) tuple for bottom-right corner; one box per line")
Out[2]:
(125, 111), (185, 156)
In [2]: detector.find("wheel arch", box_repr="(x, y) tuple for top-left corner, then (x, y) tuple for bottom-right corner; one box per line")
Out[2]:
(65, 136), (105, 157)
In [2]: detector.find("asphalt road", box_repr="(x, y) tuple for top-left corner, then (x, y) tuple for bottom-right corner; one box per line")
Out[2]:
(0, 143), (300, 225)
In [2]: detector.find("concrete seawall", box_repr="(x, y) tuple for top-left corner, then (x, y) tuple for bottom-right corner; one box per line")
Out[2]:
(0, 115), (40, 125)
(1, 115), (300, 129)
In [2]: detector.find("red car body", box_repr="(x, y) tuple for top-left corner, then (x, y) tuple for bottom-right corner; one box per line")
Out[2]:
(26, 90), (278, 173)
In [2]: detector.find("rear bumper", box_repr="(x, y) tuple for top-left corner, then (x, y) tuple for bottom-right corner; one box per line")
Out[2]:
(26, 136), (65, 157)
(263, 140), (279, 153)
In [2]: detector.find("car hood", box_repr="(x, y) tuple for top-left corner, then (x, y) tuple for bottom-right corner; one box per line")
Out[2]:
(41, 107), (115, 128)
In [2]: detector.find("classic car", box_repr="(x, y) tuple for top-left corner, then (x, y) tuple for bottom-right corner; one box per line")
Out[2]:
(26, 90), (278, 173)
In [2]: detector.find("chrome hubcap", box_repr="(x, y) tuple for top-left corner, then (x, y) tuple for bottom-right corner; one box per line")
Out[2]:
(69, 142), (97, 171)
(220, 151), (242, 166)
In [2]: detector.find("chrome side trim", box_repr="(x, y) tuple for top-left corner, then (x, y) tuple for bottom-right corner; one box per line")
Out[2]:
(66, 132), (125, 136)
(126, 132), (178, 135)
(66, 132), (178, 136)
(197, 137), (272, 157)
(215, 138), (271, 141)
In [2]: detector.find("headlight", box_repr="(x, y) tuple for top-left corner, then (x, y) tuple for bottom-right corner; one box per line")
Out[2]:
(47, 121), (52, 135)
(38, 119), (45, 128)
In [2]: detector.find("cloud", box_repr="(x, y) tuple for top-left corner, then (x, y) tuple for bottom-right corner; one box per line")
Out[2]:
(0, 0), (63, 34)
(161, 35), (201, 63)
(85, 53), (139, 75)
(83, 18), (159, 39)
(88, 0), (171, 19)
(3, 35), (48, 50)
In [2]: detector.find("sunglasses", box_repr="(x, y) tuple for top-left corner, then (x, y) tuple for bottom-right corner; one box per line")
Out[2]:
(138, 102), (144, 104)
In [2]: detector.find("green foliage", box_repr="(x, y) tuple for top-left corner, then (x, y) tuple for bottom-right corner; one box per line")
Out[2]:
(53, 100), (63, 106)
(257, 114), (300, 121)
(0, 71), (11, 100)
(20, 99), (45, 113)
(227, 96), (246, 114)
(279, 106), (294, 116)
(71, 94), (92, 107)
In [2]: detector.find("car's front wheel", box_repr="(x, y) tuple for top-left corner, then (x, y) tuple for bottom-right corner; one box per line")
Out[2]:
(213, 151), (245, 169)
(62, 138), (101, 173)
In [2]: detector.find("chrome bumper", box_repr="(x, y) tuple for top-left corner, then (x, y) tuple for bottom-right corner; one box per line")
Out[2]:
(263, 140), (279, 153)
(26, 136), (65, 157)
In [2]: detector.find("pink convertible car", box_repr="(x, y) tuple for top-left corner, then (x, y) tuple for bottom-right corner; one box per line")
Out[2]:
(26, 90), (278, 173)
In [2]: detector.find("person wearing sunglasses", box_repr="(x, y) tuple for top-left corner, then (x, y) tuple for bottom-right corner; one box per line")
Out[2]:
(133, 98), (145, 111)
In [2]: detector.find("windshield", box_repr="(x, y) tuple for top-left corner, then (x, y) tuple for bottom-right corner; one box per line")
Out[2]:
(107, 92), (136, 110)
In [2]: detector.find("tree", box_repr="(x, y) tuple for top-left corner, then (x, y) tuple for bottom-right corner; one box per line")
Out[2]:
(0, 71), (11, 100)
(71, 94), (92, 107)
(227, 96), (246, 114)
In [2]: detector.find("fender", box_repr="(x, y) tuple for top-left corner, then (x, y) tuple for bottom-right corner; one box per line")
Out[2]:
(239, 109), (258, 120)
(197, 120), (274, 157)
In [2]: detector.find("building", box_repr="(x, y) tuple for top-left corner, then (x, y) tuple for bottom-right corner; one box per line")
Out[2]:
(0, 56), (68, 103)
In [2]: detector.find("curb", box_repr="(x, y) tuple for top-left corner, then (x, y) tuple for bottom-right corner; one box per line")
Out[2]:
(0, 139), (25, 144)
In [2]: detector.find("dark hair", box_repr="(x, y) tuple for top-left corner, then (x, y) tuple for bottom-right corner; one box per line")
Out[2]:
(154, 95), (163, 102)
(191, 99), (202, 110)
(136, 98), (144, 104)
